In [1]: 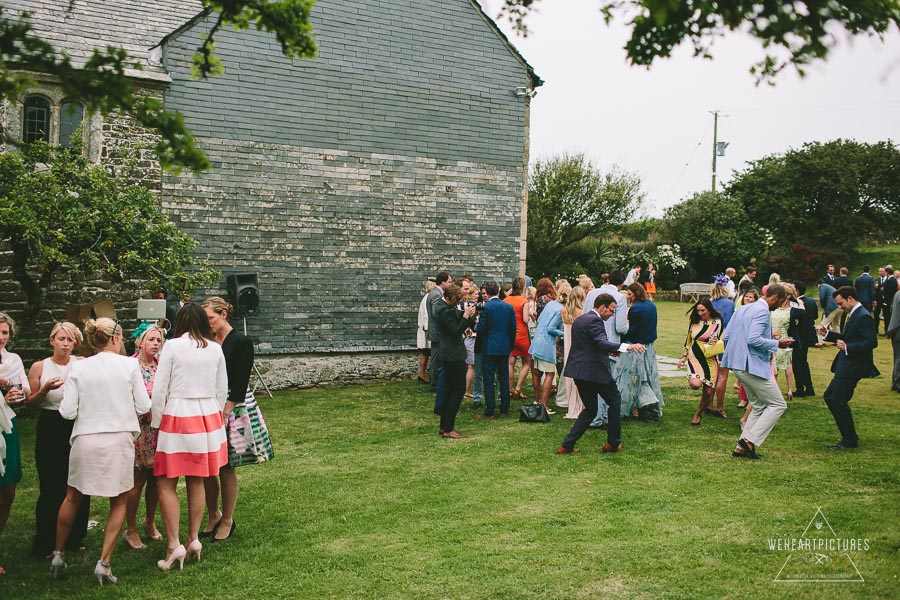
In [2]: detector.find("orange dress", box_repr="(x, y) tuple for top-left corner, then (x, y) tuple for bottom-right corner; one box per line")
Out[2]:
(504, 295), (531, 357)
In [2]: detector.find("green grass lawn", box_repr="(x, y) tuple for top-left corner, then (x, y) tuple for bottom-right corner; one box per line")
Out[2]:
(851, 244), (899, 276)
(2, 301), (898, 599)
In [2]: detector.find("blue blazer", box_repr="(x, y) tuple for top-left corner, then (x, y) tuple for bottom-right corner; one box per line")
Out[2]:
(563, 311), (621, 384)
(824, 305), (878, 378)
(528, 300), (563, 362)
(721, 299), (778, 379)
(819, 283), (837, 314)
(854, 274), (876, 306)
(475, 297), (516, 356)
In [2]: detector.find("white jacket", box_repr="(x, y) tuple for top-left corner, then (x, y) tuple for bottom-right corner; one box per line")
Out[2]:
(151, 334), (228, 428)
(59, 352), (151, 441)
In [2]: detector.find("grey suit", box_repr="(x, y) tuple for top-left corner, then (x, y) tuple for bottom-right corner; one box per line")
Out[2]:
(425, 286), (445, 392)
(888, 289), (900, 392)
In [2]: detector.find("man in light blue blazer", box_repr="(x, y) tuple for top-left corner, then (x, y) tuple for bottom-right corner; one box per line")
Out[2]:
(721, 284), (794, 459)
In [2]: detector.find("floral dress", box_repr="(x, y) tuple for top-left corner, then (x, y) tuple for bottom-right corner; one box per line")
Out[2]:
(132, 354), (158, 470)
(770, 306), (793, 372)
(682, 318), (722, 388)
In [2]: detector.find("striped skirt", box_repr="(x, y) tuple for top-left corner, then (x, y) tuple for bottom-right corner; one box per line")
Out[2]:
(154, 397), (227, 478)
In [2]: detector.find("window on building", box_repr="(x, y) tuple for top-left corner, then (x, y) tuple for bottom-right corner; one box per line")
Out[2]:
(59, 101), (85, 148)
(23, 96), (51, 143)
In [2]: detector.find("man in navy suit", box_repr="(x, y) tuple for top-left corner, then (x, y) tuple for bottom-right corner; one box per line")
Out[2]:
(475, 281), (516, 419)
(557, 294), (645, 454)
(819, 286), (878, 449)
(854, 265), (876, 312)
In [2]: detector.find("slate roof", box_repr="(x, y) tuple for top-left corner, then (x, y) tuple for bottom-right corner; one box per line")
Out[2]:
(3, 0), (202, 79)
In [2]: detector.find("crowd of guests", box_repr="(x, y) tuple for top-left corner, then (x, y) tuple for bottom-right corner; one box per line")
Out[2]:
(416, 261), (897, 458)
(0, 297), (272, 583)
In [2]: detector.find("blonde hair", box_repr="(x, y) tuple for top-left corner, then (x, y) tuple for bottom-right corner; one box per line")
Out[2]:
(134, 324), (165, 351)
(49, 322), (83, 345)
(201, 296), (234, 319)
(768, 272), (781, 286)
(0, 312), (16, 338)
(83, 317), (122, 350)
(562, 285), (586, 324)
(556, 280), (572, 305)
(781, 282), (797, 300)
(424, 280), (436, 293)
(710, 284), (730, 301)
(524, 286), (537, 301)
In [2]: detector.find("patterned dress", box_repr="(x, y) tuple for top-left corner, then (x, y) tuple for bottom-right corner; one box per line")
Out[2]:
(131, 353), (159, 470)
(770, 306), (793, 372)
(683, 318), (723, 388)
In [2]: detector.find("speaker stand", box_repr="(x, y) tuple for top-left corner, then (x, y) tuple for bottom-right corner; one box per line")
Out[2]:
(243, 317), (273, 398)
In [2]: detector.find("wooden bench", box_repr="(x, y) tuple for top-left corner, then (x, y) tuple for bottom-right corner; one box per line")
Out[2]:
(679, 282), (711, 303)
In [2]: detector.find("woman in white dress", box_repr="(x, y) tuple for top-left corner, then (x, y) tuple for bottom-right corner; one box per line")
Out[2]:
(152, 303), (228, 571)
(51, 318), (151, 585)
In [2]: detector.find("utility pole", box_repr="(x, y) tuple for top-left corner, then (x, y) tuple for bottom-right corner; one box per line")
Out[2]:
(710, 110), (719, 194)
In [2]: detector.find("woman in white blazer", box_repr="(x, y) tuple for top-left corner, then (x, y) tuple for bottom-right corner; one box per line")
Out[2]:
(51, 318), (151, 585)
(152, 303), (228, 571)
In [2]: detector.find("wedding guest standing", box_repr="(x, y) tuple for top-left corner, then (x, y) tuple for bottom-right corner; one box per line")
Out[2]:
(201, 297), (272, 543)
(50, 318), (151, 584)
(560, 287), (586, 420)
(678, 300), (723, 425)
(152, 304), (228, 570)
(618, 284), (664, 421)
(434, 285), (477, 438)
(0, 312), (31, 576)
(26, 322), (89, 558)
(123, 323), (165, 549)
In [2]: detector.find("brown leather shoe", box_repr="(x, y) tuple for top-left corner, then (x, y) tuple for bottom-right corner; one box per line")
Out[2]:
(475, 415), (495, 420)
(441, 430), (469, 439)
(601, 443), (622, 453)
(498, 413), (509, 417)
(556, 446), (579, 454)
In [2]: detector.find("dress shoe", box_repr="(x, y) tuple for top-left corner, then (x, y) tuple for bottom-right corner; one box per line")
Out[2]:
(556, 446), (579, 454)
(601, 443), (622, 453)
(792, 390), (806, 398)
(475, 414), (494, 420)
(737, 438), (760, 459)
(157, 545), (186, 571)
(806, 388), (815, 397)
(94, 560), (117, 585)
(441, 430), (468, 439)
(731, 449), (750, 458)
(50, 551), (67, 578)
(827, 441), (858, 450)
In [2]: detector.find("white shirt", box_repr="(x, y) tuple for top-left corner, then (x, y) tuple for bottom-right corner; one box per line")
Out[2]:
(151, 334), (228, 428)
(726, 279), (736, 299)
(59, 352), (151, 441)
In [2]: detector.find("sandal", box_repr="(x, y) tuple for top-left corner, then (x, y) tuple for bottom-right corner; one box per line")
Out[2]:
(711, 410), (729, 419)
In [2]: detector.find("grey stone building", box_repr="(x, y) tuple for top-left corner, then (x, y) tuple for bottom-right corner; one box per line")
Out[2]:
(1, 0), (539, 386)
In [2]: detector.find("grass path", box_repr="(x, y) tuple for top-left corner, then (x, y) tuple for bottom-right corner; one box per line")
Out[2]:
(1, 301), (897, 599)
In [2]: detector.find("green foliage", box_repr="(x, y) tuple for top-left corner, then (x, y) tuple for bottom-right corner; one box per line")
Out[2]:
(0, 142), (219, 321)
(526, 153), (645, 278)
(498, 1), (900, 82)
(663, 190), (766, 279)
(0, 2), (318, 172)
(727, 139), (900, 255)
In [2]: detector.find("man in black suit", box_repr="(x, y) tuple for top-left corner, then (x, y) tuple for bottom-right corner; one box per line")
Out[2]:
(556, 294), (645, 455)
(818, 286), (878, 450)
(475, 281), (516, 419)
(877, 266), (897, 336)
(792, 282), (818, 397)
(824, 264), (836, 284)
(426, 271), (452, 396)
(854, 265), (876, 312)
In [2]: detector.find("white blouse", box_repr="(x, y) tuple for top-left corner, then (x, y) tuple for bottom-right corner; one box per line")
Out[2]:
(0, 348), (31, 422)
(150, 334), (228, 429)
(59, 352), (151, 441)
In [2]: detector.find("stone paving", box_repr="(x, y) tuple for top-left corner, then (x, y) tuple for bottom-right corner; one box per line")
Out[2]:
(656, 355), (684, 378)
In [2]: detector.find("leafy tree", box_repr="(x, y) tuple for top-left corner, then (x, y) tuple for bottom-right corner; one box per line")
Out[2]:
(663, 190), (766, 279)
(727, 139), (899, 255)
(0, 142), (219, 322)
(526, 153), (645, 278)
(0, 1), (317, 171)
(498, 1), (900, 81)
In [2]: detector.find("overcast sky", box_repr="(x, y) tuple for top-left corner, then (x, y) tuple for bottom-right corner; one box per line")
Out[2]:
(480, 1), (900, 217)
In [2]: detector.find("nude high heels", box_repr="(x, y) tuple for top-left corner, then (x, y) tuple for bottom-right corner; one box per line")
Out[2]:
(186, 539), (202, 562)
(50, 550), (67, 578)
(94, 560), (117, 585)
(157, 544), (186, 571)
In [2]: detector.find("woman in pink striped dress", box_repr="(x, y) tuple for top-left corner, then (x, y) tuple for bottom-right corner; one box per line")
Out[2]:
(151, 304), (227, 571)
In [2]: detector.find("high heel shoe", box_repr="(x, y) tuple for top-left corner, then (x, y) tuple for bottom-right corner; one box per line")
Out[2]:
(211, 520), (236, 542)
(157, 544), (186, 571)
(50, 551), (67, 578)
(198, 516), (222, 539)
(143, 519), (163, 541)
(94, 560), (117, 585)
(185, 539), (202, 562)
(123, 530), (147, 550)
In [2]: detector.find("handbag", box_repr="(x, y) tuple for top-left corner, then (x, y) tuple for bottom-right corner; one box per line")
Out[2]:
(702, 339), (725, 358)
(226, 388), (275, 467)
(519, 403), (550, 423)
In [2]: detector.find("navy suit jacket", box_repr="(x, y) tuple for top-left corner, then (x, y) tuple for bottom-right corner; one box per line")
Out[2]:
(824, 305), (878, 379)
(798, 296), (819, 348)
(476, 297), (516, 356)
(563, 311), (621, 384)
(854, 274), (876, 306)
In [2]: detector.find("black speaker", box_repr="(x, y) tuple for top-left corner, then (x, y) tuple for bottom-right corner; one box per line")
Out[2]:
(226, 273), (260, 317)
